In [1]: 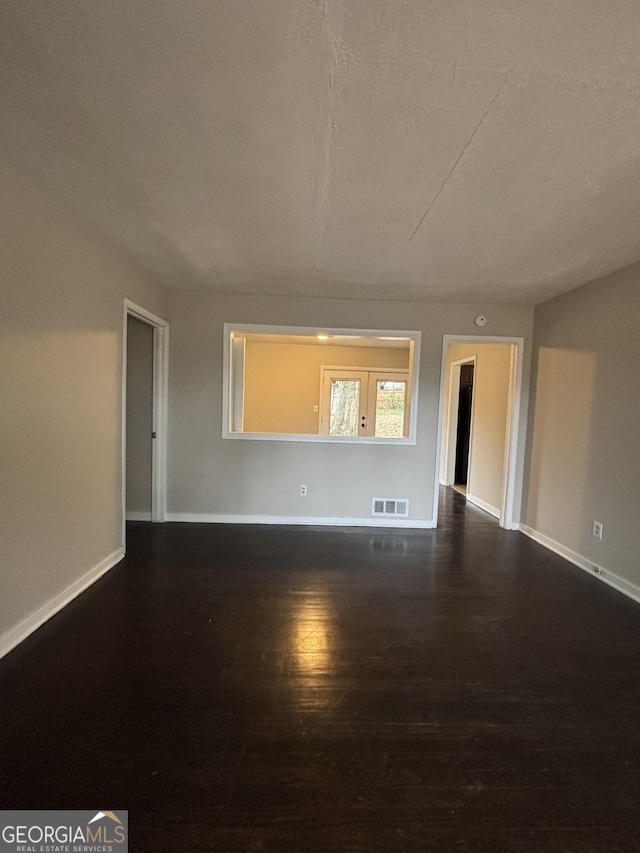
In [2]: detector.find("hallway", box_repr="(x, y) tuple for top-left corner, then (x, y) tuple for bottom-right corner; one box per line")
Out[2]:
(1, 490), (639, 851)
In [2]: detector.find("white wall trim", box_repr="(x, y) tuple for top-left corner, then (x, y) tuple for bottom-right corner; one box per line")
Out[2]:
(0, 546), (125, 660)
(520, 525), (640, 605)
(122, 300), (169, 533)
(166, 512), (436, 529)
(220, 430), (417, 445)
(126, 511), (153, 521)
(466, 493), (500, 519)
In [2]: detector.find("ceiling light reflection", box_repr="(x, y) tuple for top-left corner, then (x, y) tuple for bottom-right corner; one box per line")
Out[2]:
(293, 598), (331, 678)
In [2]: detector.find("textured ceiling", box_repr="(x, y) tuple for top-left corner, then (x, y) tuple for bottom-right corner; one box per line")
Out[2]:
(2, 1), (640, 304)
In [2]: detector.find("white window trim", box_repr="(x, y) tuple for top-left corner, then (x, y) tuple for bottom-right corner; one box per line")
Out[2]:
(222, 323), (421, 445)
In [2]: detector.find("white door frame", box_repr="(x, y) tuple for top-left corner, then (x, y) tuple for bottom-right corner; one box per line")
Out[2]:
(442, 356), (477, 488)
(122, 300), (169, 536)
(434, 335), (524, 530)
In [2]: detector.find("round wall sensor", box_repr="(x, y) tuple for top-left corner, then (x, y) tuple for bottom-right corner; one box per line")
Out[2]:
(474, 315), (487, 327)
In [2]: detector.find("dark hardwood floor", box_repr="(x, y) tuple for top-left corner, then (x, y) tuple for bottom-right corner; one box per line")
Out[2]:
(1, 489), (640, 851)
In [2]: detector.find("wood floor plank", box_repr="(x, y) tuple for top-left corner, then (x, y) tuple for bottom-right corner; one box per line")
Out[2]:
(1, 488), (639, 851)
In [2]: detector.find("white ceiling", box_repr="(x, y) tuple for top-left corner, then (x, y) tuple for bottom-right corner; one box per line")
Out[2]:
(2, 1), (640, 304)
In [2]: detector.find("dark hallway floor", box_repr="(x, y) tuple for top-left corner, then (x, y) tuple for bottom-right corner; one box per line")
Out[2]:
(1, 489), (640, 851)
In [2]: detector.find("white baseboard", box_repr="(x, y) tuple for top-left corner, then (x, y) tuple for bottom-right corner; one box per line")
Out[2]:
(0, 546), (126, 660)
(166, 512), (436, 529)
(126, 511), (152, 521)
(520, 525), (640, 605)
(466, 493), (500, 519)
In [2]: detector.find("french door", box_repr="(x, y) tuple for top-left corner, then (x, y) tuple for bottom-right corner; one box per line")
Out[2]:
(320, 368), (409, 437)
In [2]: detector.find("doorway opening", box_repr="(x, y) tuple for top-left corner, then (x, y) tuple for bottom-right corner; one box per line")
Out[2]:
(122, 300), (168, 540)
(452, 361), (475, 496)
(435, 336), (523, 530)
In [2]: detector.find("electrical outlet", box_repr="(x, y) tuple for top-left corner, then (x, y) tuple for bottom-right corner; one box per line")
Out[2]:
(592, 521), (603, 540)
(300, 484), (307, 496)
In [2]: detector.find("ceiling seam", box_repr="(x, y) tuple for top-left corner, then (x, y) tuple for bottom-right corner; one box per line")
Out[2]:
(314, 0), (343, 256)
(402, 70), (511, 254)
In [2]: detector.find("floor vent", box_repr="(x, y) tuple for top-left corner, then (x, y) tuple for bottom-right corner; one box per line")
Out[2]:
(372, 498), (409, 518)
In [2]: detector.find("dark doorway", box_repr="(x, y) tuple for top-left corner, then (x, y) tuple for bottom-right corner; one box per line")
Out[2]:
(454, 363), (474, 486)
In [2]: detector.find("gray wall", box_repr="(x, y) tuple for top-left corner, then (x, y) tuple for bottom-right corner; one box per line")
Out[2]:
(126, 316), (154, 517)
(166, 291), (533, 523)
(0, 159), (165, 646)
(523, 262), (640, 590)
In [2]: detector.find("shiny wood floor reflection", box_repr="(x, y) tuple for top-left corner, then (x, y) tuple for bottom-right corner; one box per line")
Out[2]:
(1, 489), (640, 851)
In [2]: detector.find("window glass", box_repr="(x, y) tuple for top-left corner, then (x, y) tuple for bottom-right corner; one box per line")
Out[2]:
(329, 379), (361, 436)
(373, 380), (406, 438)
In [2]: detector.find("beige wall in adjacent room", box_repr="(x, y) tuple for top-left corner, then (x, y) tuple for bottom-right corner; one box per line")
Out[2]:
(243, 341), (409, 434)
(126, 316), (154, 516)
(523, 262), (640, 593)
(0, 160), (165, 649)
(441, 343), (512, 516)
(165, 291), (533, 524)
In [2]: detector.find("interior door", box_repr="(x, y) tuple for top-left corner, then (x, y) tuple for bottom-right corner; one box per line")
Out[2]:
(126, 315), (154, 519)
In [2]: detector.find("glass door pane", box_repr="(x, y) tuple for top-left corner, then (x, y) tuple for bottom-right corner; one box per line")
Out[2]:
(321, 368), (409, 437)
(329, 379), (361, 436)
(372, 379), (407, 437)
